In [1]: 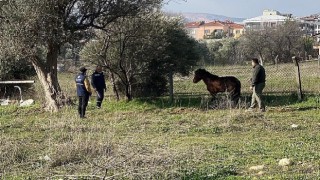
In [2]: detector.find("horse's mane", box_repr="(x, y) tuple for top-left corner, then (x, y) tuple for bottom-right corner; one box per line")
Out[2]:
(196, 69), (219, 79)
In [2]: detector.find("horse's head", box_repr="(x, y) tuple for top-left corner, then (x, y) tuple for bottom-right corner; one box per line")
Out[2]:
(193, 69), (206, 83)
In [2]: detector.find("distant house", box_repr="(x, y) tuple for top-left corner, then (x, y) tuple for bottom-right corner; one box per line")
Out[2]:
(243, 10), (292, 30)
(185, 20), (244, 40)
(244, 10), (320, 41)
(224, 21), (245, 39)
(316, 21), (320, 43)
(299, 15), (320, 39)
(300, 15), (320, 53)
(185, 21), (205, 40)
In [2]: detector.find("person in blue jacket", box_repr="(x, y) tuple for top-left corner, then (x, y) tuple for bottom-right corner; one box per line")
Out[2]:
(91, 65), (107, 108)
(75, 67), (92, 118)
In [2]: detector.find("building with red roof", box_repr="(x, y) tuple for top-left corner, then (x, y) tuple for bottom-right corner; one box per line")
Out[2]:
(185, 20), (244, 40)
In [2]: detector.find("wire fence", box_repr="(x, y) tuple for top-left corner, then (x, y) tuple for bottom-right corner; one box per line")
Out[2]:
(172, 60), (320, 105)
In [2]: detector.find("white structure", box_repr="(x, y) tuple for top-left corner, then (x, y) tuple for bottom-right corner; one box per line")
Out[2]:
(244, 10), (292, 30)
(315, 22), (320, 42)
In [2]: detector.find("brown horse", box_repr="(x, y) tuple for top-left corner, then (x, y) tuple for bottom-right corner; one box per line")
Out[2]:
(193, 68), (241, 107)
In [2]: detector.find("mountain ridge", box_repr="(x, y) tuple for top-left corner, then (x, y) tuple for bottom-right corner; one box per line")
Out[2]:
(179, 12), (246, 23)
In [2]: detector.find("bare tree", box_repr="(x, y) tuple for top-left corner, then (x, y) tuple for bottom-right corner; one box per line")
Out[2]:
(240, 30), (271, 65)
(240, 21), (304, 64)
(272, 21), (304, 62)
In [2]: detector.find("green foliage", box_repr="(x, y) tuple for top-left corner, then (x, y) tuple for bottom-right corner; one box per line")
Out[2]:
(210, 30), (226, 39)
(303, 36), (315, 56)
(164, 27), (200, 76)
(0, 0), (162, 111)
(0, 56), (35, 80)
(204, 38), (241, 65)
(133, 74), (168, 97)
(194, 41), (212, 66)
(81, 12), (200, 99)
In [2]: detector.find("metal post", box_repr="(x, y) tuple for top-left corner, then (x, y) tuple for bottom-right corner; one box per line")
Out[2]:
(0, 80), (35, 84)
(318, 53), (320, 68)
(292, 56), (303, 101)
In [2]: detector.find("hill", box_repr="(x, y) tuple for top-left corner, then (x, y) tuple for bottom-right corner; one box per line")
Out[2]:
(179, 12), (246, 23)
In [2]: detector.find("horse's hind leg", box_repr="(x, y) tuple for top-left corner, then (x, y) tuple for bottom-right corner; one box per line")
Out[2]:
(227, 89), (237, 108)
(231, 90), (240, 108)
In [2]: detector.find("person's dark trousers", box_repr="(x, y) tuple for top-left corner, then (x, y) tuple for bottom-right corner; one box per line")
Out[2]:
(96, 89), (104, 108)
(78, 95), (89, 118)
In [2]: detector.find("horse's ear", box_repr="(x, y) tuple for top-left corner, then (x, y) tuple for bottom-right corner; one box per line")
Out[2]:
(195, 68), (205, 73)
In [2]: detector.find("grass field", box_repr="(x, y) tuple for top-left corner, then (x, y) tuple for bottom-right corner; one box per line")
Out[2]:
(1, 63), (320, 179)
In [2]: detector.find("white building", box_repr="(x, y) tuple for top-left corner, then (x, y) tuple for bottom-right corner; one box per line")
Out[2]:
(315, 22), (320, 42)
(243, 10), (292, 30)
(299, 16), (320, 41)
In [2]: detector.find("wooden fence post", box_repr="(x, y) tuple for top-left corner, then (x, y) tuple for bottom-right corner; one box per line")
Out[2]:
(292, 56), (303, 101)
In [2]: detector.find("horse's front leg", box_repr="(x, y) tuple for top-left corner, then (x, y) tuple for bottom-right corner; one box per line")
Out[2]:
(210, 92), (216, 102)
(208, 92), (218, 109)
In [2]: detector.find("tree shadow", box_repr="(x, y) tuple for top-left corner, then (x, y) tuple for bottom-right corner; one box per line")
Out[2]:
(263, 93), (301, 107)
(136, 92), (318, 110)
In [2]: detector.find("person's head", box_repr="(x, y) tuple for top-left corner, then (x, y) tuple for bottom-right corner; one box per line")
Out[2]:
(96, 65), (102, 73)
(79, 67), (87, 74)
(251, 58), (259, 67)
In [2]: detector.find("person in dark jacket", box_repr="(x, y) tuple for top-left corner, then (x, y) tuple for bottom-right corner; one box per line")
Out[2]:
(75, 67), (92, 118)
(91, 65), (107, 108)
(248, 58), (266, 112)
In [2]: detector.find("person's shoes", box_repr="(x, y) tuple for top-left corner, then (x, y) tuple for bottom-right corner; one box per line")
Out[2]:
(260, 108), (266, 112)
(80, 116), (86, 119)
(96, 106), (101, 109)
(245, 107), (254, 112)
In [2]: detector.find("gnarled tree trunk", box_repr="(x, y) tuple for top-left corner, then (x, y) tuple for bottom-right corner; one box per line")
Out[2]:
(32, 42), (61, 112)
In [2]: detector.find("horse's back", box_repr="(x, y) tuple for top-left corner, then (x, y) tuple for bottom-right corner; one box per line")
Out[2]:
(222, 76), (241, 87)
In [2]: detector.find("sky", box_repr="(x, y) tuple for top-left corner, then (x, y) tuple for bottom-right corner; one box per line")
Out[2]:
(162, 0), (320, 18)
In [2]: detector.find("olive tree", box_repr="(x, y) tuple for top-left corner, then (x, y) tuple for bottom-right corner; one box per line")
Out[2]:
(202, 38), (242, 65)
(81, 12), (200, 100)
(0, 0), (161, 111)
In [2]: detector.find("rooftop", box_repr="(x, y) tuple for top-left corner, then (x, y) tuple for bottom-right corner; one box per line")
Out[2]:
(244, 14), (289, 23)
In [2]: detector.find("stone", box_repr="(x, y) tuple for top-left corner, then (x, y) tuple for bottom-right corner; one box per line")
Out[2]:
(279, 158), (293, 166)
(249, 165), (264, 171)
(20, 99), (34, 107)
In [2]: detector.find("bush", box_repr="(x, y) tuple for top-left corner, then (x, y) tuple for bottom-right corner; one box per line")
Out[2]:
(0, 56), (36, 98)
(0, 56), (35, 80)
